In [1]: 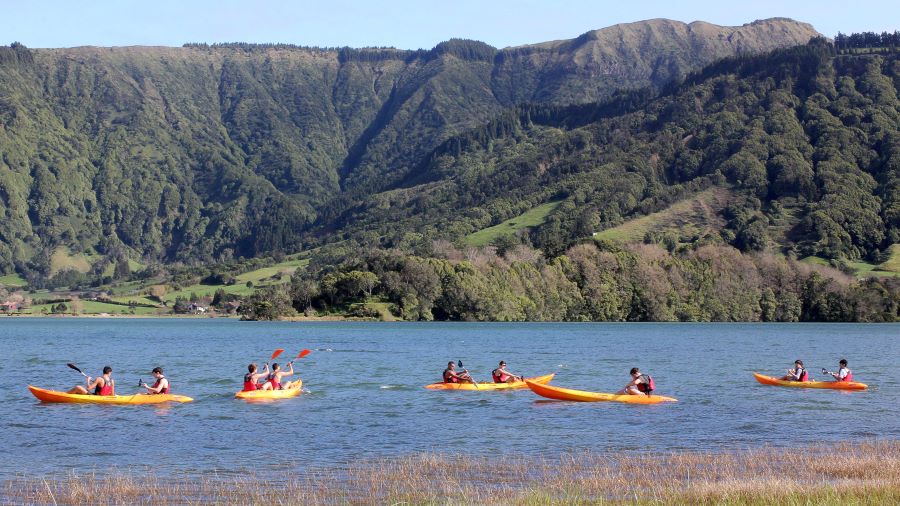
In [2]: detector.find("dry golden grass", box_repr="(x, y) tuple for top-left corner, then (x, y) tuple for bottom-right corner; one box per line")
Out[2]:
(4, 441), (898, 505)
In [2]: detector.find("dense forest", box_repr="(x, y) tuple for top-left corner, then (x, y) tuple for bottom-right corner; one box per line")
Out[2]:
(0, 18), (817, 287)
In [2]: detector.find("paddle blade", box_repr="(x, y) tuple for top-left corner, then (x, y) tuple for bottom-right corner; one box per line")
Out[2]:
(271, 349), (285, 360)
(297, 349), (312, 359)
(66, 363), (83, 374)
(457, 360), (464, 368)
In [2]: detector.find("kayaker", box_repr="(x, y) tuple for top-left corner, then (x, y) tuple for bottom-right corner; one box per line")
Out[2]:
(492, 361), (522, 383)
(443, 361), (473, 384)
(142, 367), (170, 394)
(618, 367), (653, 395)
(68, 366), (115, 396)
(780, 360), (808, 382)
(824, 359), (853, 382)
(259, 362), (297, 390)
(242, 363), (270, 391)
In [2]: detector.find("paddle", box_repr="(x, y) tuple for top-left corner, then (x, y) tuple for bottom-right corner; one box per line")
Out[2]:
(458, 360), (478, 388)
(66, 363), (88, 378)
(271, 349), (285, 360)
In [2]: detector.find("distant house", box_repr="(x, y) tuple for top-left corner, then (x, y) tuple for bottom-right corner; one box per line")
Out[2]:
(189, 303), (208, 314)
(1, 301), (18, 312)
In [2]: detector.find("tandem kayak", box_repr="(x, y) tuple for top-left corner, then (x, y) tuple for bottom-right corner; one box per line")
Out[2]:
(425, 373), (555, 391)
(235, 380), (303, 400)
(524, 379), (677, 404)
(28, 385), (194, 404)
(752, 373), (868, 390)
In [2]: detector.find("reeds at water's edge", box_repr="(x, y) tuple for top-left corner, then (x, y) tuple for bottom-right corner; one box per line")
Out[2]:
(4, 440), (898, 505)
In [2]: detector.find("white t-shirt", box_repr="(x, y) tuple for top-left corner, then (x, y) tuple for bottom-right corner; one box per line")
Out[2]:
(838, 367), (850, 380)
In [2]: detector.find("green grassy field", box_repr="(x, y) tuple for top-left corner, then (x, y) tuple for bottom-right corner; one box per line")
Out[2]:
(49, 247), (96, 275)
(0, 273), (27, 288)
(161, 257), (309, 302)
(879, 244), (900, 272)
(801, 255), (900, 278)
(592, 188), (730, 243)
(465, 201), (561, 246)
(27, 300), (162, 315)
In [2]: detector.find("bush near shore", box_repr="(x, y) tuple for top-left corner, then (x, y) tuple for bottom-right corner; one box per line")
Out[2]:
(5, 440), (898, 505)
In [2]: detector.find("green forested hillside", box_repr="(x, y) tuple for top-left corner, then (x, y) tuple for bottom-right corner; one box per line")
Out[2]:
(336, 39), (900, 267)
(0, 18), (817, 286)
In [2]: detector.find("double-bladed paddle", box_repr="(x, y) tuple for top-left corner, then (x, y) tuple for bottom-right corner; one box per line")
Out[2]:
(458, 360), (478, 388)
(66, 363), (88, 378)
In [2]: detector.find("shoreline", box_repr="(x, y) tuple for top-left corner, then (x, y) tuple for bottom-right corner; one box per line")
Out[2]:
(5, 440), (898, 505)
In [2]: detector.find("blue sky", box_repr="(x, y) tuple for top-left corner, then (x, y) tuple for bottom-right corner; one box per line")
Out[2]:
(5, 0), (899, 49)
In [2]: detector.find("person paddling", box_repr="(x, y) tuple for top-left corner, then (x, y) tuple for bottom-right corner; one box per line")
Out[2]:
(618, 367), (654, 396)
(442, 361), (473, 384)
(780, 360), (808, 382)
(824, 359), (853, 382)
(142, 367), (170, 394)
(68, 366), (115, 396)
(491, 361), (522, 383)
(260, 362), (297, 390)
(242, 363), (270, 392)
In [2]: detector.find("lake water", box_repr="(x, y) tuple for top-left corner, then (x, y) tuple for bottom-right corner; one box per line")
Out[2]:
(0, 319), (897, 478)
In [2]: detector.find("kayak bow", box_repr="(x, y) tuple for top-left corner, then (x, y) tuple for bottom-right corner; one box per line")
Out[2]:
(752, 373), (868, 390)
(28, 385), (193, 404)
(425, 373), (554, 390)
(524, 379), (677, 404)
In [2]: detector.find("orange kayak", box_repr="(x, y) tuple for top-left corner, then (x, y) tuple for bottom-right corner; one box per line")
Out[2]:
(425, 373), (554, 390)
(235, 380), (303, 399)
(525, 379), (677, 404)
(28, 385), (193, 404)
(753, 373), (868, 390)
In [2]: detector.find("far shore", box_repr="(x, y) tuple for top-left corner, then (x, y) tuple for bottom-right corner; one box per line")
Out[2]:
(4, 440), (897, 505)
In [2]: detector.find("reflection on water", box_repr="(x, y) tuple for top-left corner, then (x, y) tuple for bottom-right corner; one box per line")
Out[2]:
(0, 318), (897, 477)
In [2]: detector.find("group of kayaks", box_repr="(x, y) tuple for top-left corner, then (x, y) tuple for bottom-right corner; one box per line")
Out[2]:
(25, 369), (868, 406)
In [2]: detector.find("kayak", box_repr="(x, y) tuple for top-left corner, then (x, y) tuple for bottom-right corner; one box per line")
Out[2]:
(28, 385), (193, 404)
(753, 373), (868, 390)
(425, 373), (555, 390)
(525, 379), (677, 404)
(235, 380), (303, 399)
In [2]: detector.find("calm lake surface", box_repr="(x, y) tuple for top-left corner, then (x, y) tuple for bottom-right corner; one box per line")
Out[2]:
(0, 318), (897, 477)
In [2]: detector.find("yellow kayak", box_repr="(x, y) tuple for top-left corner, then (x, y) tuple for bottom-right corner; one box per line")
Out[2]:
(28, 385), (193, 404)
(425, 373), (554, 390)
(753, 373), (868, 390)
(235, 380), (303, 399)
(525, 379), (677, 404)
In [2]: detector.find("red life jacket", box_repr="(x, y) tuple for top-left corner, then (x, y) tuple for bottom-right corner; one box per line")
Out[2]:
(267, 374), (282, 390)
(94, 378), (112, 395)
(841, 371), (853, 382)
(243, 373), (258, 392)
(798, 368), (808, 382)
(637, 374), (655, 395)
(443, 370), (459, 383)
(492, 369), (505, 383)
(152, 377), (170, 394)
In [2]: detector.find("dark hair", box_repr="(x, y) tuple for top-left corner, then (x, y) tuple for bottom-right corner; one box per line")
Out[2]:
(794, 360), (803, 366)
(448, 361), (455, 367)
(839, 359), (848, 366)
(629, 367), (640, 375)
(152, 367), (163, 374)
(499, 361), (506, 366)
(248, 363), (257, 373)
(272, 363), (280, 371)
(102, 366), (112, 374)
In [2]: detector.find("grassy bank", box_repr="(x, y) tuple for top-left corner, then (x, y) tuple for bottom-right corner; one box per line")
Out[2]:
(4, 441), (898, 505)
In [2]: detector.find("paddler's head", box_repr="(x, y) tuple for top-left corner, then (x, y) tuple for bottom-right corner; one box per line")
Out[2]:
(248, 363), (257, 373)
(102, 366), (112, 375)
(272, 363), (281, 372)
(839, 359), (848, 367)
(794, 360), (803, 367)
(499, 361), (507, 367)
(447, 361), (455, 370)
(630, 367), (640, 378)
(151, 367), (164, 377)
